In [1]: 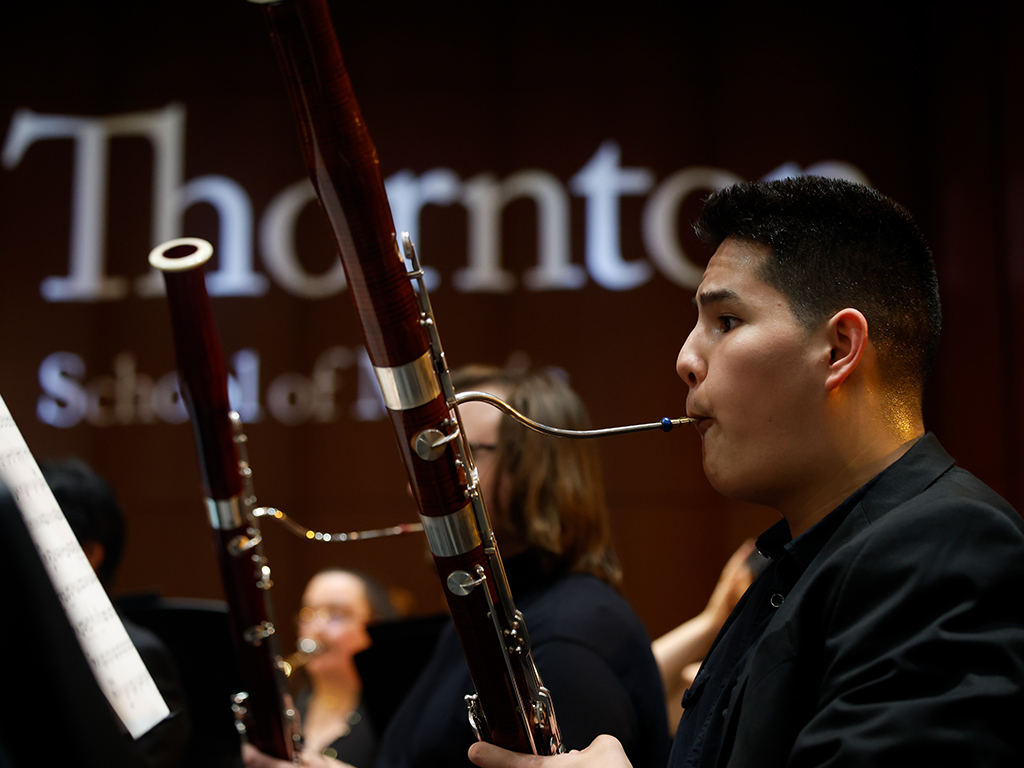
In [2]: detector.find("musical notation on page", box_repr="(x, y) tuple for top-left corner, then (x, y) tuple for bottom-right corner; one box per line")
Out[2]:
(0, 393), (169, 739)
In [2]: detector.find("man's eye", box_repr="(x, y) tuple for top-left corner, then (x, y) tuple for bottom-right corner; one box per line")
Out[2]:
(719, 316), (739, 332)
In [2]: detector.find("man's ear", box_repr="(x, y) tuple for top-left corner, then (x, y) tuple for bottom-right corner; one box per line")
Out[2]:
(825, 308), (868, 391)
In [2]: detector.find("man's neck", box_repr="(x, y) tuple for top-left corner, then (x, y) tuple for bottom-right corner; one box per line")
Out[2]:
(781, 432), (923, 538)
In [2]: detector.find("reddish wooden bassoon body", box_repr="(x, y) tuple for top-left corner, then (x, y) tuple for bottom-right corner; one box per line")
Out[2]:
(157, 255), (299, 760)
(258, 0), (561, 754)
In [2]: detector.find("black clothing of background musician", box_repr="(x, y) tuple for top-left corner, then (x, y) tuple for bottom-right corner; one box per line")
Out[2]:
(0, 493), (149, 768)
(375, 366), (667, 768)
(10, 459), (193, 768)
(294, 693), (376, 767)
(376, 551), (669, 768)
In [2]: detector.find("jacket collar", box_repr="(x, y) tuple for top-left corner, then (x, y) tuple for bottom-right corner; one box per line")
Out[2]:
(718, 433), (956, 763)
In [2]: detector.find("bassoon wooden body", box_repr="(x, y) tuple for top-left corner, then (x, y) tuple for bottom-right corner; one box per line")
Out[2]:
(252, 0), (563, 754)
(149, 238), (300, 761)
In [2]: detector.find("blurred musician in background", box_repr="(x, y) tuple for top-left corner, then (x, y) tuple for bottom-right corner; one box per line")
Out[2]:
(650, 541), (758, 735)
(243, 368), (668, 768)
(290, 568), (397, 767)
(466, 177), (1024, 768)
(360, 364), (663, 768)
(371, 365), (668, 768)
(0, 459), (191, 768)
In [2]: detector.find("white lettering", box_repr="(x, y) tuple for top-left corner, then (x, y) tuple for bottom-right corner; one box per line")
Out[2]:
(266, 372), (315, 426)
(4, 109), (130, 301)
(642, 166), (744, 289)
(451, 169), (585, 293)
(569, 141), (654, 291)
(137, 175), (266, 297)
(227, 349), (263, 423)
(152, 372), (189, 424)
(4, 104), (872, 302)
(454, 173), (517, 292)
(34, 346), (391, 427)
(37, 352), (88, 428)
(385, 169), (460, 290)
(310, 346), (354, 422)
(259, 179), (348, 298)
(113, 353), (155, 424)
(263, 346), (375, 425)
(4, 104), (267, 302)
(514, 170), (585, 291)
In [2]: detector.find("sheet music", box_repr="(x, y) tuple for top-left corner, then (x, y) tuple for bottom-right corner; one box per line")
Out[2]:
(0, 394), (169, 739)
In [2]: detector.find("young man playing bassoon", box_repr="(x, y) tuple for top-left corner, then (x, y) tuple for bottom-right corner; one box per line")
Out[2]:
(467, 176), (1024, 768)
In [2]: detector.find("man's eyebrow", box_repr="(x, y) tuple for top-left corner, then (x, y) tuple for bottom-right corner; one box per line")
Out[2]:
(693, 288), (739, 308)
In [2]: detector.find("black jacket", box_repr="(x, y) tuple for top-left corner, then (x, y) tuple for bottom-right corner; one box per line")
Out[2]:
(674, 434), (1024, 767)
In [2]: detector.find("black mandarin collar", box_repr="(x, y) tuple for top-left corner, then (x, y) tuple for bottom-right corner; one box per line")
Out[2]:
(754, 434), (940, 587)
(755, 486), (865, 588)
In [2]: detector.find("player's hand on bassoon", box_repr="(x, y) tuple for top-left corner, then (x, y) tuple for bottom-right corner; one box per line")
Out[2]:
(242, 742), (354, 768)
(468, 735), (633, 768)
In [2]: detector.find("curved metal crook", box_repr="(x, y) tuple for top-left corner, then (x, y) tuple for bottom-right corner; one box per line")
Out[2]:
(453, 391), (693, 439)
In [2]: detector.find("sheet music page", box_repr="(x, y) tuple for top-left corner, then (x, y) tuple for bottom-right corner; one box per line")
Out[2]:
(0, 393), (169, 739)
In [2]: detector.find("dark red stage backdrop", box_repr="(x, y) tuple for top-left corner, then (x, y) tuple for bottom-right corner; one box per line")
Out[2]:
(2, 1), (1021, 652)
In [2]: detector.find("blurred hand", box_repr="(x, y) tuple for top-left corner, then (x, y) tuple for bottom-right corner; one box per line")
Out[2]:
(242, 743), (354, 768)
(680, 661), (702, 691)
(468, 735), (633, 768)
(703, 539), (756, 624)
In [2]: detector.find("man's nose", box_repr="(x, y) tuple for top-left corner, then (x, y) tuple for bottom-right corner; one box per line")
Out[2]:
(675, 330), (705, 388)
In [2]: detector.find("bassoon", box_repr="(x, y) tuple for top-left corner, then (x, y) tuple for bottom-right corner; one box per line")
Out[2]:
(149, 238), (301, 761)
(250, 0), (565, 754)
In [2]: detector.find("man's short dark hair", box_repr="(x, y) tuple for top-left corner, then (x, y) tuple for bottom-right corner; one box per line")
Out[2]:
(695, 176), (941, 402)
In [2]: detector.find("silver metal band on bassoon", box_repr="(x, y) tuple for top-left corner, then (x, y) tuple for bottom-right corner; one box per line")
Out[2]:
(420, 504), (481, 557)
(206, 496), (245, 530)
(373, 350), (442, 411)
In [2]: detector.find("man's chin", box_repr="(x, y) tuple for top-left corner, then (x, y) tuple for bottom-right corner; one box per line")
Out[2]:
(703, 459), (744, 500)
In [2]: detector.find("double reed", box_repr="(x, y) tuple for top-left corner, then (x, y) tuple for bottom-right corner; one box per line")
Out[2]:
(252, 0), (563, 755)
(150, 238), (300, 760)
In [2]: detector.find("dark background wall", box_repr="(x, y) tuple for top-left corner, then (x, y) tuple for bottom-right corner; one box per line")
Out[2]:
(2, 0), (1022, 654)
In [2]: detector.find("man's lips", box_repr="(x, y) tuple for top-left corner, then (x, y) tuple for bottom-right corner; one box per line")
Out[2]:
(688, 413), (712, 435)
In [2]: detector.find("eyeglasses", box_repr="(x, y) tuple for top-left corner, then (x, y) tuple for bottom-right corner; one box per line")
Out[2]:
(297, 606), (360, 626)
